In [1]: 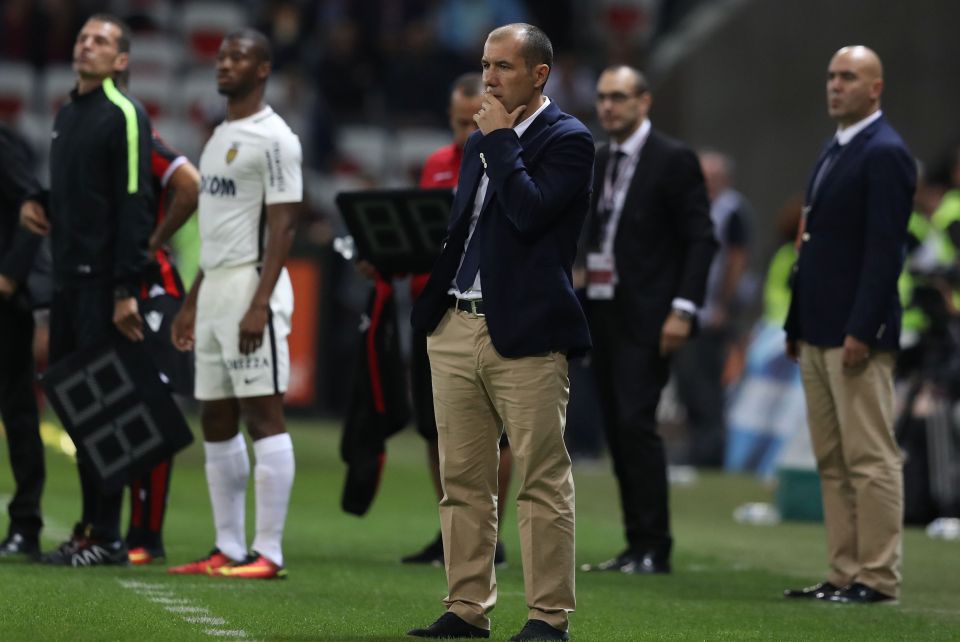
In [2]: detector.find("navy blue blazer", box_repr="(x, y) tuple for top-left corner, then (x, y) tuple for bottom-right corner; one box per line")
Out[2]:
(785, 115), (916, 350)
(411, 101), (595, 358)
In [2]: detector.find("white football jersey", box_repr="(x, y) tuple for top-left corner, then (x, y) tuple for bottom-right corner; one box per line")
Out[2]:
(198, 106), (303, 270)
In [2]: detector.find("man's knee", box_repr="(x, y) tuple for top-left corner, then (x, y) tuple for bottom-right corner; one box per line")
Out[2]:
(201, 398), (241, 441)
(240, 395), (286, 441)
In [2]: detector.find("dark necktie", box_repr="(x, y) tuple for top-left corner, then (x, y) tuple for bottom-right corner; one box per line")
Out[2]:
(811, 139), (842, 200)
(456, 225), (482, 292)
(608, 149), (627, 186)
(590, 150), (627, 248)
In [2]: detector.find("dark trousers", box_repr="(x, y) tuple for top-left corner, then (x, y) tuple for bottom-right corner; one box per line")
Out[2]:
(588, 301), (673, 560)
(674, 328), (729, 467)
(0, 297), (45, 540)
(50, 283), (124, 542)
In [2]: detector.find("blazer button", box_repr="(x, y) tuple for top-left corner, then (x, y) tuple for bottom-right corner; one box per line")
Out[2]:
(802, 233), (811, 242)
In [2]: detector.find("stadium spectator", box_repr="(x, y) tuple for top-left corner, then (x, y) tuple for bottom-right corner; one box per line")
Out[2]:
(0, 122), (45, 561)
(783, 45), (915, 605)
(578, 65), (715, 576)
(167, 29), (302, 580)
(20, 13), (154, 567)
(408, 23), (592, 641)
(673, 149), (753, 468)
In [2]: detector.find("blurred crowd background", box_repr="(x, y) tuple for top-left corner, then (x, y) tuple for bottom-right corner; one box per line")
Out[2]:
(3, 0), (960, 519)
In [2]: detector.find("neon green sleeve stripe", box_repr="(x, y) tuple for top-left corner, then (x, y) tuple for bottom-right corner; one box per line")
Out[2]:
(102, 77), (140, 194)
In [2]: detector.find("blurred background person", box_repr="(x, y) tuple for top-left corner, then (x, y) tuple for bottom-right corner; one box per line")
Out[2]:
(579, 65), (715, 575)
(673, 149), (753, 468)
(783, 45), (915, 606)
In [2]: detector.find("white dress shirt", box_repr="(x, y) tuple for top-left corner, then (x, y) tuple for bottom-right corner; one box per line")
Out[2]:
(451, 96), (553, 300)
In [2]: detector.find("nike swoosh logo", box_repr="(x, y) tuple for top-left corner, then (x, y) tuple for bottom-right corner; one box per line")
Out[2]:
(243, 376), (263, 385)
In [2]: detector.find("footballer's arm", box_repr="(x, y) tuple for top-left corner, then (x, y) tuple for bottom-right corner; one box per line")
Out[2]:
(238, 201), (299, 355)
(149, 161), (201, 253)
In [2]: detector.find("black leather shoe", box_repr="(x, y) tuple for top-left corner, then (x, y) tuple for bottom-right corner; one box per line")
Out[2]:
(826, 582), (898, 605)
(508, 619), (569, 641)
(407, 612), (490, 639)
(581, 550), (670, 574)
(627, 553), (671, 574)
(580, 549), (634, 572)
(494, 541), (507, 568)
(0, 533), (40, 560)
(783, 581), (841, 599)
(402, 533), (444, 566)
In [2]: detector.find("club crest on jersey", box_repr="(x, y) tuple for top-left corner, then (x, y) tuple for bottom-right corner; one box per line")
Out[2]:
(226, 142), (240, 164)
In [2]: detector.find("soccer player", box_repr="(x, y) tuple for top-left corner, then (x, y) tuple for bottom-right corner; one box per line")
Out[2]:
(167, 29), (302, 580)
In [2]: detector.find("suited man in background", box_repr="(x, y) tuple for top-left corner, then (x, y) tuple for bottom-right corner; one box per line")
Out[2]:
(409, 23), (594, 642)
(784, 46), (915, 605)
(579, 65), (716, 575)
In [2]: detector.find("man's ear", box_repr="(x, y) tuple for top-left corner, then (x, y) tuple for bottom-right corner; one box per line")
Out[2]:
(113, 52), (130, 75)
(534, 63), (549, 90)
(258, 61), (272, 81)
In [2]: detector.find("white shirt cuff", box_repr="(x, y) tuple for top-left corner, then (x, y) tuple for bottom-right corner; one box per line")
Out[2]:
(671, 298), (697, 315)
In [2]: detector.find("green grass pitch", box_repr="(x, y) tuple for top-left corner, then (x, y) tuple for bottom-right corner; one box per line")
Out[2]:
(1, 418), (958, 641)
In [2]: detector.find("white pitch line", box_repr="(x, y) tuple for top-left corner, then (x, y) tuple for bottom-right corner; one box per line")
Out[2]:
(117, 579), (253, 639)
(165, 605), (211, 614)
(184, 617), (227, 626)
(149, 597), (192, 605)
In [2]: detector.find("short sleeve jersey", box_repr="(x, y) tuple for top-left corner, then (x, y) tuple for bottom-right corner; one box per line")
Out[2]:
(198, 106), (302, 270)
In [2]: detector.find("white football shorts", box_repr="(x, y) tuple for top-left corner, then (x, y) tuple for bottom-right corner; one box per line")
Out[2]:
(194, 264), (293, 400)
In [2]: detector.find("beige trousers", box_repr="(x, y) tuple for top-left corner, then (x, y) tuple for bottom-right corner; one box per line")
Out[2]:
(798, 343), (903, 597)
(427, 308), (576, 631)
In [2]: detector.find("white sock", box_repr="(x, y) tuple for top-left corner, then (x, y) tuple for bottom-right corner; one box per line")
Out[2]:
(204, 434), (250, 562)
(251, 433), (295, 566)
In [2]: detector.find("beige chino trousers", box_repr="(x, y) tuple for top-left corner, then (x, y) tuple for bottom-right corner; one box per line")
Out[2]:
(799, 343), (903, 598)
(427, 307), (576, 631)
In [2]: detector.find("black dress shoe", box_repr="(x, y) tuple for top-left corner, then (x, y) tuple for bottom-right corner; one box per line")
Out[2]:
(826, 582), (898, 605)
(402, 532), (444, 566)
(580, 549), (634, 572)
(407, 612), (490, 639)
(0, 533), (40, 560)
(494, 541), (507, 568)
(581, 550), (670, 574)
(626, 553), (670, 575)
(783, 581), (841, 599)
(508, 619), (569, 641)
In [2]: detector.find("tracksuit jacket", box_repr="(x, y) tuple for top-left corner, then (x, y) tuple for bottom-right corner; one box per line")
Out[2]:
(45, 78), (153, 292)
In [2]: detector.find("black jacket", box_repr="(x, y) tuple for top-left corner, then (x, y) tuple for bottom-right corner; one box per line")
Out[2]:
(586, 130), (717, 344)
(47, 78), (153, 289)
(0, 124), (43, 292)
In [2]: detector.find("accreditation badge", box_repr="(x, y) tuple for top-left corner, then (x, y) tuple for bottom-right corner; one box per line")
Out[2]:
(586, 252), (616, 300)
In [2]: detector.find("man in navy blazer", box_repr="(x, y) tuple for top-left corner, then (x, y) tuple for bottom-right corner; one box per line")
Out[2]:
(409, 23), (593, 642)
(784, 46), (915, 606)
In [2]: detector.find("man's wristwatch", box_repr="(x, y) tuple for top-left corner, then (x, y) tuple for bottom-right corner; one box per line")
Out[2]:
(671, 307), (694, 322)
(113, 285), (134, 300)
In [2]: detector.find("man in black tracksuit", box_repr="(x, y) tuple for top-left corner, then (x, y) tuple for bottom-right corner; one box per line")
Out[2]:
(20, 13), (154, 566)
(0, 123), (46, 560)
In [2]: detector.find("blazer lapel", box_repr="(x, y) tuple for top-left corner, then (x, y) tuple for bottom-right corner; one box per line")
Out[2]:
(809, 117), (884, 208)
